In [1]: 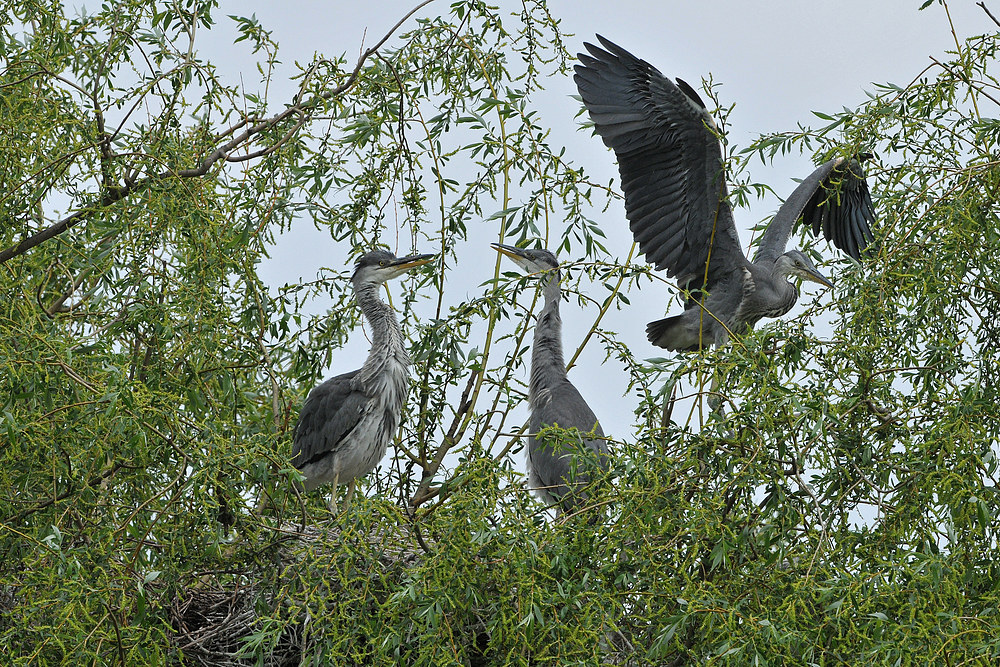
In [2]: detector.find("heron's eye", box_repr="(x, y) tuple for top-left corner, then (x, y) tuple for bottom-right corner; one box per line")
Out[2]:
(380, 261), (386, 266)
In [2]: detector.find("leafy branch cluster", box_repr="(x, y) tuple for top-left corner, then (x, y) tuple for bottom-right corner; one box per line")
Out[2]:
(1, 1), (999, 665)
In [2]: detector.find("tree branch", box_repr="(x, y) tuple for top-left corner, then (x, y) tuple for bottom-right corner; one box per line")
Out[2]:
(10, 462), (125, 523)
(0, 0), (434, 265)
(979, 1), (1000, 30)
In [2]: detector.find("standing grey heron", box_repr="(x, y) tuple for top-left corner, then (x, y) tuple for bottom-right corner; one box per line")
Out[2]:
(291, 249), (434, 510)
(574, 36), (877, 351)
(493, 243), (609, 514)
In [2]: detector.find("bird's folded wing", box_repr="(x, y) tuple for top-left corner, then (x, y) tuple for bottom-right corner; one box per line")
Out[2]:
(291, 369), (367, 467)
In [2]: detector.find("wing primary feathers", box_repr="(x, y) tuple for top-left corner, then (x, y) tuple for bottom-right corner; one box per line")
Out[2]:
(765, 156), (877, 262)
(574, 35), (748, 289)
(675, 77), (708, 109)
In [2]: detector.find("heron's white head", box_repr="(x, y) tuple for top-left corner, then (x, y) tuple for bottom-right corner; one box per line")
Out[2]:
(491, 243), (560, 277)
(776, 250), (834, 288)
(351, 249), (435, 287)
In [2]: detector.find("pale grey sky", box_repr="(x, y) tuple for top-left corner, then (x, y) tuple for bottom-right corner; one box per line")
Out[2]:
(200, 1), (988, 449)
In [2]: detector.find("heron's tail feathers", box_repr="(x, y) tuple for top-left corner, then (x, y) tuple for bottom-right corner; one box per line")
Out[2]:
(646, 315), (704, 351)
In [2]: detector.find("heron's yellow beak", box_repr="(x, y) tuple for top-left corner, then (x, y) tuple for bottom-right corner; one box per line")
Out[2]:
(391, 253), (435, 270)
(491, 242), (527, 261)
(802, 268), (834, 289)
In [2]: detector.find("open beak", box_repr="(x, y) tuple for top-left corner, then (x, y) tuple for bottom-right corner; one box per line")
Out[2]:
(491, 242), (528, 261)
(390, 253), (435, 270)
(803, 267), (834, 289)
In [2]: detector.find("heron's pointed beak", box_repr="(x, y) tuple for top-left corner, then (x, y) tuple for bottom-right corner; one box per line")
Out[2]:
(491, 242), (528, 261)
(390, 253), (436, 271)
(802, 267), (834, 289)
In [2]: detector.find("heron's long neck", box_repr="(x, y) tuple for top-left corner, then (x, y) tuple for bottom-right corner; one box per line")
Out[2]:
(354, 282), (409, 385)
(530, 272), (566, 397)
(768, 261), (801, 317)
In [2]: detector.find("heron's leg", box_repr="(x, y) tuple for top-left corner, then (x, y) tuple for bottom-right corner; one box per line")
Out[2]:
(707, 365), (735, 439)
(342, 479), (357, 512)
(707, 336), (728, 416)
(659, 372), (679, 431)
(327, 471), (340, 514)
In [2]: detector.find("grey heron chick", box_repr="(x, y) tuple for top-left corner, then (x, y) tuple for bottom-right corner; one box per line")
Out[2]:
(493, 243), (610, 514)
(291, 249), (434, 510)
(574, 36), (877, 351)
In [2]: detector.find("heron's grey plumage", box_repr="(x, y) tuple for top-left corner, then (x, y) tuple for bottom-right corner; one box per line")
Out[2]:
(574, 36), (877, 351)
(493, 243), (609, 513)
(291, 249), (434, 502)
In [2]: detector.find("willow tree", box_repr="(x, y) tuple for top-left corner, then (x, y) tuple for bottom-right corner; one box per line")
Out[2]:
(2, 0), (999, 665)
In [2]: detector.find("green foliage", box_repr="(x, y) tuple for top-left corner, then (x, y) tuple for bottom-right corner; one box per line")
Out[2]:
(2, 0), (999, 664)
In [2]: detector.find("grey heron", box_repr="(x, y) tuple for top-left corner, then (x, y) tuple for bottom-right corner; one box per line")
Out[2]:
(493, 243), (609, 514)
(291, 249), (435, 510)
(574, 36), (877, 351)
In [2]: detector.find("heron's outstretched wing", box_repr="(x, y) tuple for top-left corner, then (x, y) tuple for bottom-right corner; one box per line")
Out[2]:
(291, 369), (366, 468)
(574, 35), (748, 288)
(756, 156), (877, 264)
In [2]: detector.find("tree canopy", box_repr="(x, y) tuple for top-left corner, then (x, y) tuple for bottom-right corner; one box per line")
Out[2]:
(2, 1), (999, 664)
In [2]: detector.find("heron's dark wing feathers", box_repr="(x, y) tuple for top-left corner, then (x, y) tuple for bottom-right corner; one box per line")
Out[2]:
(574, 35), (747, 288)
(530, 380), (609, 500)
(757, 157), (877, 264)
(803, 158), (877, 260)
(533, 381), (607, 444)
(291, 369), (367, 468)
(674, 77), (705, 107)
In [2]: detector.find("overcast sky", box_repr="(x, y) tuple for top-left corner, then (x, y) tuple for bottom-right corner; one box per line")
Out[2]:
(199, 1), (988, 448)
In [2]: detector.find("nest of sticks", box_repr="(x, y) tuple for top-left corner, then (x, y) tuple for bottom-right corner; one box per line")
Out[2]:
(167, 518), (423, 666)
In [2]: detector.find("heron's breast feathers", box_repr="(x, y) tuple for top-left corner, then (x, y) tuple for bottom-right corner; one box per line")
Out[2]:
(354, 351), (410, 412)
(531, 386), (553, 411)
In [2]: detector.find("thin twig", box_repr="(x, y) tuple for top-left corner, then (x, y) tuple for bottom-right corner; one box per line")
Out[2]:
(979, 1), (1000, 28)
(10, 463), (125, 523)
(929, 56), (1000, 108)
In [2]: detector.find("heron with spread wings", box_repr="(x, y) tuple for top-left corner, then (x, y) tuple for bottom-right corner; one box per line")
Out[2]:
(574, 36), (877, 351)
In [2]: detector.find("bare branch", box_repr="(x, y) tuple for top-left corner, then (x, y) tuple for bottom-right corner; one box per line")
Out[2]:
(979, 1), (1000, 28)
